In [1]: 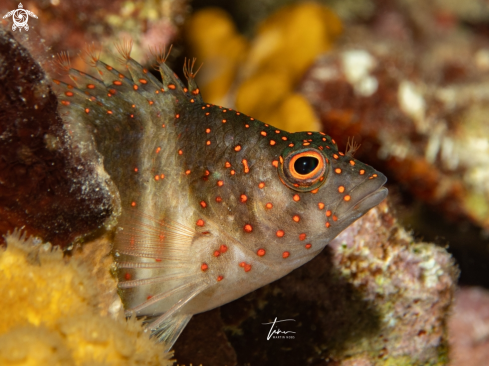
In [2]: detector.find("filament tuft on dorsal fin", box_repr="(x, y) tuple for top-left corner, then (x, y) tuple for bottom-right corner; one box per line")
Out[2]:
(183, 57), (203, 101)
(183, 57), (203, 80)
(150, 44), (173, 67)
(115, 39), (134, 65)
(55, 51), (71, 72)
(83, 43), (101, 67)
(345, 136), (361, 158)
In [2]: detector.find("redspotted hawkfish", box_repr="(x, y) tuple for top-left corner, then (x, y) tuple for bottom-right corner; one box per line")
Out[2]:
(52, 43), (387, 351)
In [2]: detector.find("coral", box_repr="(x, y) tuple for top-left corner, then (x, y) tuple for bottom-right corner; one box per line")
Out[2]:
(186, 3), (342, 132)
(0, 230), (173, 366)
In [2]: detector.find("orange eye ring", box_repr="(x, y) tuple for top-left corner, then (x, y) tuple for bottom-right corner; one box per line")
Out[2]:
(288, 151), (324, 180)
(278, 148), (328, 192)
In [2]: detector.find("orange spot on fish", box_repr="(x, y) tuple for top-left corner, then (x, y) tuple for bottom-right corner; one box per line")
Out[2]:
(244, 224), (253, 232)
(220, 245), (228, 253)
(318, 202), (325, 210)
(293, 215), (300, 222)
(242, 159), (250, 173)
(131, 202), (136, 207)
(168, 84), (176, 89)
(270, 140), (276, 146)
(196, 219), (205, 227)
(350, 160), (355, 166)
(282, 251), (290, 258)
(225, 162), (231, 168)
(217, 276), (224, 281)
(258, 182), (265, 189)
(299, 233), (306, 241)
(156, 147), (161, 154)
(293, 194), (300, 202)
(265, 203), (273, 209)
(338, 186), (345, 193)
(214, 250), (220, 257)
(201, 263), (208, 271)
(217, 180), (224, 187)
(257, 248), (266, 256)
(178, 150), (183, 155)
(325, 222), (331, 228)
(215, 196), (222, 203)
(240, 194), (248, 203)
(244, 264), (252, 272)
(234, 145), (241, 152)
(326, 210), (332, 217)
(200, 201), (207, 208)
(272, 160), (279, 168)
(335, 168), (342, 174)
(206, 140), (211, 145)
(344, 195), (351, 201)
(85, 108), (90, 114)
(276, 230), (285, 238)
(360, 169), (365, 175)
(305, 244), (312, 249)
(206, 128), (211, 133)
(185, 170), (191, 175)
(261, 131), (267, 136)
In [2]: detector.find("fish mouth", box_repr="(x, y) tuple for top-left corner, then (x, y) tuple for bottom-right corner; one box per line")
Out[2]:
(334, 172), (388, 219)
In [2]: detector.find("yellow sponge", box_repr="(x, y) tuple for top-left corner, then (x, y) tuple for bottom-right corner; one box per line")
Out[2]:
(0, 230), (173, 366)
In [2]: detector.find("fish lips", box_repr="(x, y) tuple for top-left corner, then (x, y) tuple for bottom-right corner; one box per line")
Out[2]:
(335, 172), (388, 219)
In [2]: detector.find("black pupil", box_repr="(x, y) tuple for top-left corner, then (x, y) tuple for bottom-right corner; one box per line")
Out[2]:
(294, 156), (319, 175)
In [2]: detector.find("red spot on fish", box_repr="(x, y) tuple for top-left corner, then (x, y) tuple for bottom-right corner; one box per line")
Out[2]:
(214, 250), (220, 257)
(196, 219), (205, 227)
(200, 201), (207, 208)
(244, 264), (252, 272)
(282, 251), (290, 258)
(240, 194), (248, 203)
(257, 248), (266, 256)
(217, 275), (224, 281)
(305, 244), (312, 249)
(299, 233), (306, 241)
(244, 224), (253, 233)
(220, 245), (228, 253)
(201, 263), (208, 271)
(125, 273), (131, 280)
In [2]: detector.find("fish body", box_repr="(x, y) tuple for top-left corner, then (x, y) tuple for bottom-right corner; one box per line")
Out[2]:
(53, 49), (387, 349)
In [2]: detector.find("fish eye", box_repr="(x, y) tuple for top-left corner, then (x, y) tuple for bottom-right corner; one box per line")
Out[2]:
(279, 148), (327, 192)
(294, 156), (319, 175)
